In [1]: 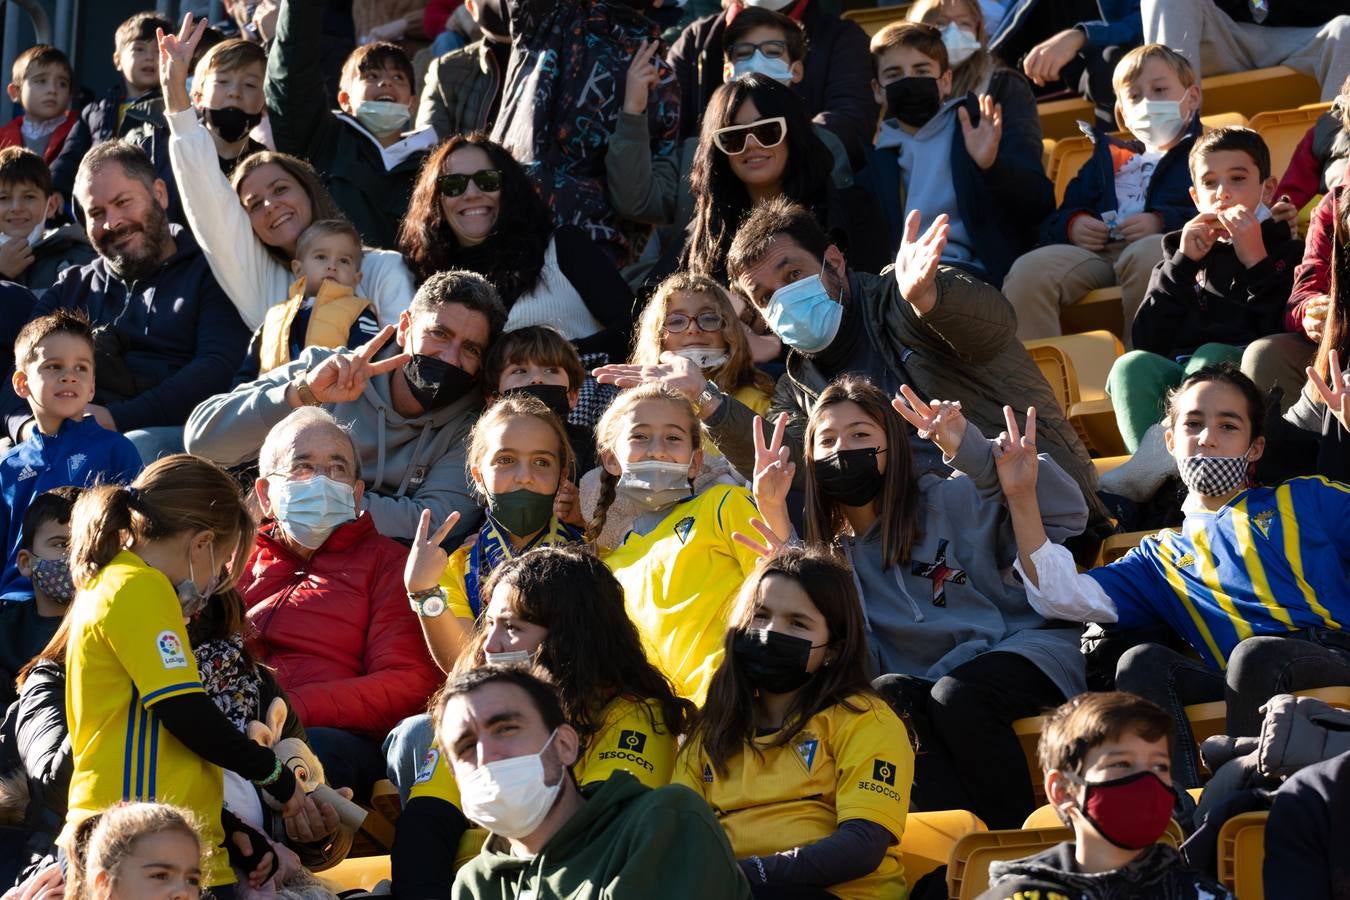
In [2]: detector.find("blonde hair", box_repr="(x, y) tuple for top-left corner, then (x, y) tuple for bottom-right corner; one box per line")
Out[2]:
(1112, 43), (1196, 94)
(192, 37), (266, 84)
(586, 385), (702, 543)
(68, 454), (255, 592)
(466, 394), (577, 502)
(72, 803), (203, 900)
(632, 273), (774, 397)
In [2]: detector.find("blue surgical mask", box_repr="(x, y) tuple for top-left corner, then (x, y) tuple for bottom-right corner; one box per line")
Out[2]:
(940, 23), (982, 67)
(729, 51), (794, 86)
(353, 99), (411, 137)
(763, 265), (844, 354)
(271, 475), (357, 549)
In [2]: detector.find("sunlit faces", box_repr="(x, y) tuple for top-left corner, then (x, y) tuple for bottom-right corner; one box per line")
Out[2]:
(396, 304), (492, 375)
(1047, 728), (1173, 835)
(471, 415), (564, 500)
(339, 63), (414, 110)
(1116, 56), (1200, 137)
(870, 44), (952, 100)
(291, 232), (364, 291)
(721, 23), (804, 84)
(1189, 149), (1276, 216)
(1163, 380), (1265, 463)
(723, 98), (789, 193)
(256, 421), (364, 520)
(809, 400), (889, 473)
(442, 681), (572, 772)
(495, 360), (578, 412)
(734, 234), (844, 309)
(439, 145), (501, 247)
(747, 573), (832, 673)
(0, 180), (57, 240)
(660, 290), (730, 353)
(10, 62), (72, 123)
(192, 62), (266, 116)
(600, 398), (703, 480)
(91, 830), (202, 900)
(919, 0), (981, 35)
(482, 581), (549, 658)
(16, 516), (71, 586)
(13, 332), (95, 426)
(238, 163), (314, 255)
(115, 39), (159, 94)
(77, 167), (171, 279)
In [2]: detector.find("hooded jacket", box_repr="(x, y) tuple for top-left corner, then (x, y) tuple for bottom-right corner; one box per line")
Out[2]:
(0, 224), (250, 442)
(452, 771), (750, 900)
(238, 517), (442, 738)
(0, 657), (69, 880)
(183, 343), (483, 544)
(1287, 185), (1343, 336)
(18, 224), (96, 293)
(416, 38), (507, 139)
(980, 842), (1233, 900)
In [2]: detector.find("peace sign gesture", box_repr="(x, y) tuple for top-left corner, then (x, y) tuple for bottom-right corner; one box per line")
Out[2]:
(1307, 348), (1350, 434)
(405, 508), (461, 594)
(891, 385), (967, 459)
(732, 517), (789, 560)
(624, 39), (663, 116)
(992, 405), (1039, 499)
(293, 325), (411, 406)
(157, 12), (207, 114)
(750, 413), (796, 543)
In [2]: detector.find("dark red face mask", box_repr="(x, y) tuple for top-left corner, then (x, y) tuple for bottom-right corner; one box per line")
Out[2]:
(1079, 770), (1176, 850)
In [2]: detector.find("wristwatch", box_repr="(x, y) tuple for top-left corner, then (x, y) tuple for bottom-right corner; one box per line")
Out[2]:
(408, 586), (448, 618)
(291, 372), (320, 407)
(693, 380), (724, 417)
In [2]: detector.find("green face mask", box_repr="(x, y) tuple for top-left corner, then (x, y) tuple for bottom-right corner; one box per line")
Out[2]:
(487, 488), (556, 537)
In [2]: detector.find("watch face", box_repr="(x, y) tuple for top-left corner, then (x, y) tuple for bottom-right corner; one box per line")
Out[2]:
(421, 596), (447, 618)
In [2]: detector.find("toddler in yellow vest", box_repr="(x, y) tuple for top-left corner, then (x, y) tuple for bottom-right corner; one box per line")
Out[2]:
(234, 219), (379, 383)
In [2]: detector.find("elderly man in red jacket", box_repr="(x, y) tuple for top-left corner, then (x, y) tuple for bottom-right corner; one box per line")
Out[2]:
(238, 405), (442, 801)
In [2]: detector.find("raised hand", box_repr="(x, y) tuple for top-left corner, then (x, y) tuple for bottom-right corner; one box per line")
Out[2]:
(553, 478), (585, 528)
(1022, 27), (1086, 86)
(1307, 348), (1350, 434)
(624, 40), (662, 116)
(299, 325), (410, 405)
(992, 405), (1039, 498)
(405, 508), (460, 594)
(751, 413), (796, 541)
(958, 94), (1003, 171)
(593, 352), (707, 405)
(732, 517), (788, 559)
(895, 209), (948, 314)
(892, 385), (967, 459)
(157, 12), (207, 114)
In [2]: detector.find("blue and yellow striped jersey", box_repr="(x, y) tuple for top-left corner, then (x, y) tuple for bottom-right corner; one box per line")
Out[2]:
(1088, 477), (1350, 669)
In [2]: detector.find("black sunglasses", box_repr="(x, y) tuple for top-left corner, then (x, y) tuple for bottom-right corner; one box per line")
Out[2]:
(437, 168), (503, 197)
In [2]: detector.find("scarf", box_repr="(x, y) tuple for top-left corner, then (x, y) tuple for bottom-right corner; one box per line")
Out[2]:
(464, 514), (583, 616)
(195, 636), (263, 733)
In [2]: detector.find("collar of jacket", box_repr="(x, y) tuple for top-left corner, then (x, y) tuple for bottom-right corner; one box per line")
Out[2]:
(256, 512), (377, 562)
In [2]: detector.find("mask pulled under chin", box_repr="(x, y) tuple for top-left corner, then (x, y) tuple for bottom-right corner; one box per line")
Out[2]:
(671, 347), (730, 370)
(176, 546), (220, 619)
(459, 730), (562, 838)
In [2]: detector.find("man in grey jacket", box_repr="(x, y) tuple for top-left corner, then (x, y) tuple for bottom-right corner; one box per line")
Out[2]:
(596, 197), (1109, 531)
(185, 270), (506, 544)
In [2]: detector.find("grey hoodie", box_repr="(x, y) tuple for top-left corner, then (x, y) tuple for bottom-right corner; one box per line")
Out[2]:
(842, 422), (1088, 699)
(184, 344), (482, 544)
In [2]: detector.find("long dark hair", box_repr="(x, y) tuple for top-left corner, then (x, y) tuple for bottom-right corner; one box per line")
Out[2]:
(690, 546), (877, 776)
(455, 546), (694, 748)
(398, 133), (555, 304)
(1312, 194), (1350, 394)
(683, 74), (834, 279)
(804, 375), (922, 569)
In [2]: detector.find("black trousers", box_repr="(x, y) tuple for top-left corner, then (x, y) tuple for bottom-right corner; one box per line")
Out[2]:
(874, 651), (1065, 830)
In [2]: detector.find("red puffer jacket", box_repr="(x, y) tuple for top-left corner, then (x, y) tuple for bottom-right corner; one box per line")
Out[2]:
(238, 515), (441, 738)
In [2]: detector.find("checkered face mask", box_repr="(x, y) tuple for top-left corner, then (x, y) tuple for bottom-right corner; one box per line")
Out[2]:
(1177, 448), (1252, 497)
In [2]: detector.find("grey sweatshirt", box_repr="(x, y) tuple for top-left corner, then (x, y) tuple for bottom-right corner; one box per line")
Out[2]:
(183, 345), (482, 544)
(842, 422), (1088, 699)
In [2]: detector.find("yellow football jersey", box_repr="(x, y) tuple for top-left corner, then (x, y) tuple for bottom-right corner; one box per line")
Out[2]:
(673, 695), (914, 900)
(601, 485), (761, 702)
(62, 551), (232, 887)
(437, 544), (474, 620)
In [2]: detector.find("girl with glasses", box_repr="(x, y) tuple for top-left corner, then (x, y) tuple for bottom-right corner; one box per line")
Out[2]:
(399, 133), (637, 427)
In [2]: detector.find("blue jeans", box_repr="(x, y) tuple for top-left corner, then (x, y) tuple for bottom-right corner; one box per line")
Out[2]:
(1115, 629), (1350, 788)
(305, 727), (386, 805)
(382, 713), (435, 804)
(123, 426), (184, 464)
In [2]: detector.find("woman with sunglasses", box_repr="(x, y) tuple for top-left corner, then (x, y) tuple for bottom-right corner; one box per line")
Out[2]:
(399, 133), (637, 426)
(671, 74), (889, 285)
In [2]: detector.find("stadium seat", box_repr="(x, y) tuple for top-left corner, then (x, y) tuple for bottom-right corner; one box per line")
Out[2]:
(320, 854), (391, 892)
(1058, 287), (1125, 342)
(948, 826), (1074, 900)
(1184, 700), (1229, 753)
(1011, 717), (1047, 806)
(841, 5), (912, 37)
(1294, 685), (1350, 709)
(1024, 331), (1127, 457)
(1249, 103), (1334, 181)
(370, 778), (402, 824)
(1022, 804), (1184, 846)
(1092, 454), (1130, 478)
(902, 809), (987, 885)
(1098, 529), (1155, 565)
(1217, 810), (1268, 899)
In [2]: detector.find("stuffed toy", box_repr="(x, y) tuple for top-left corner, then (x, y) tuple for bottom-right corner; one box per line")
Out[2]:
(247, 697), (369, 832)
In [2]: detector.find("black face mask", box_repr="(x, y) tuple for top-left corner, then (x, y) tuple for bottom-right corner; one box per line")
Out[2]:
(813, 447), (885, 507)
(403, 354), (477, 412)
(503, 383), (571, 422)
(885, 76), (942, 128)
(203, 106), (263, 143)
(733, 628), (819, 694)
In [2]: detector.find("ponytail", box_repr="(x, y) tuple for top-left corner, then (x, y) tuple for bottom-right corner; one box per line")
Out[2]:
(69, 485), (136, 590)
(584, 468), (619, 545)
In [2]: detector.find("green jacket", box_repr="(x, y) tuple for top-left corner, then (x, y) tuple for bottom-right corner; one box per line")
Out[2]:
(415, 39), (503, 139)
(452, 772), (750, 900)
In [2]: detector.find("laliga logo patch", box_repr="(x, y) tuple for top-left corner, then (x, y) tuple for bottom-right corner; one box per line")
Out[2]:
(156, 630), (188, 669)
(674, 517), (695, 544)
(872, 759), (896, 786)
(414, 748), (439, 784)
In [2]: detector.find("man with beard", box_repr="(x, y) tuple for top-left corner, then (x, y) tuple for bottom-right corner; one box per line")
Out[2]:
(185, 269), (504, 544)
(0, 140), (249, 463)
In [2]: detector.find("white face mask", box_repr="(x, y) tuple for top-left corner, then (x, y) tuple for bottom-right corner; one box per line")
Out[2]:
(271, 475), (357, 549)
(671, 346), (730, 370)
(458, 729), (562, 839)
(485, 649), (534, 667)
(1126, 99), (1188, 149)
(616, 459), (694, 511)
(940, 22), (982, 67)
(729, 51), (794, 86)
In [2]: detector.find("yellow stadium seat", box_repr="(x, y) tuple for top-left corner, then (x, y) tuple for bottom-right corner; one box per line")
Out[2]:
(1023, 332), (1127, 457)
(1184, 700), (1229, 753)
(370, 778), (402, 824)
(902, 809), (987, 885)
(1249, 104), (1334, 182)
(1011, 716), (1048, 806)
(1092, 454), (1129, 478)
(1039, 97), (1096, 143)
(948, 826), (1075, 900)
(320, 855), (391, 892)
(1059, 287), (1125, 343)
(841, 5), (911, 37)
(1217, 810), (1268, 899)
(1295, 685), (1350, 709)
(1098, 529), (1156, 565)
(1022, 804), (1185, 846)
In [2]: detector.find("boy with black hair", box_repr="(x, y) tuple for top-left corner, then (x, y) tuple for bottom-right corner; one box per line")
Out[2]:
(0, 486), (81, 707)
(0, 45), (80, 198)
(0, 147), (94, 291)
(863, 20), (1053, 287)
(266, 0), (437, 248)
(979, 692), (1233, 900)
(0, 309), (140, 602)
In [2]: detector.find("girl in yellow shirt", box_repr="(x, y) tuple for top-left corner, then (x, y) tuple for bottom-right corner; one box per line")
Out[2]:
(391, 546), (693, 896)
(675, 547), (914, 900)
(64, 456), (301, 896)
(68, 802), (205, 900)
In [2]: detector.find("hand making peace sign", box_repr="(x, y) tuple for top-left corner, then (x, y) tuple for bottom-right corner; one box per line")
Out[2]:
(891, 385), (967, 459)
(992, 405), (1039, 499)
(1307, 348), (1350, 435)
(297, 325), (411, 405)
